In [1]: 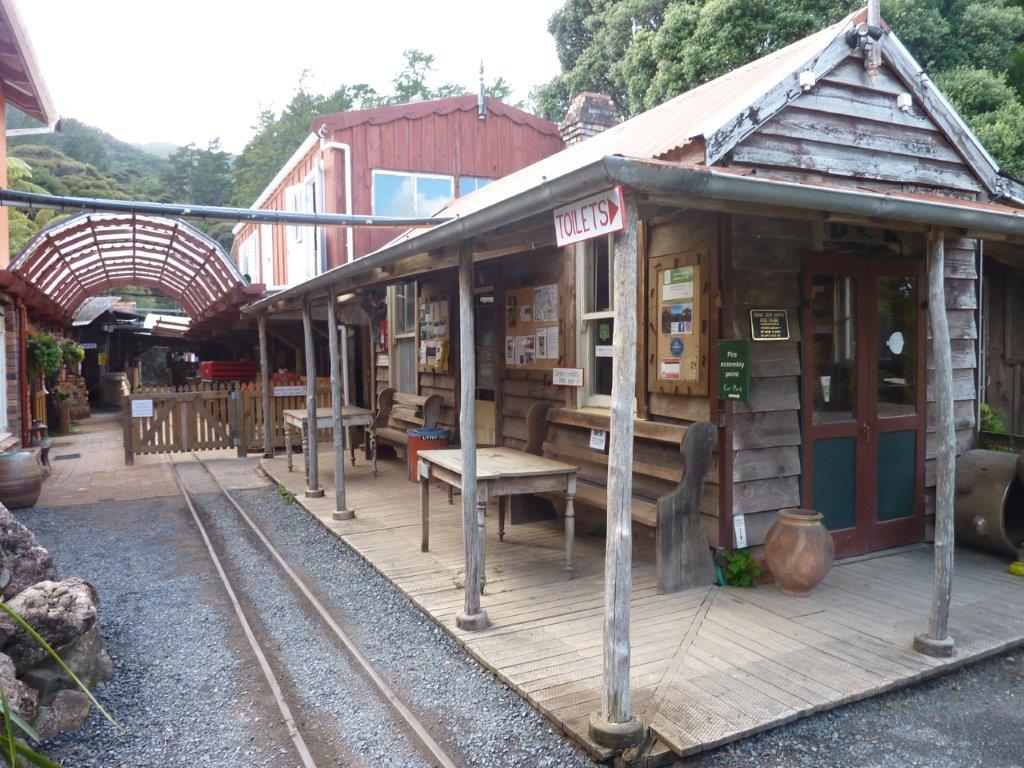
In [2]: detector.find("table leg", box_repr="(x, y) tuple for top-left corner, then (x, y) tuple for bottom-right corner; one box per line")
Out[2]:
(302, 427), (309, 481)
(348, 427), (356, 467)
(285, 424), (293, 472)
(498, 496), (506, 542)
(447, 484), (454, 505)
(477, 495), (488, 595)
(420, 465), (430, 552)
(371, 428), (378, 477)
(565, 491), (575, 576)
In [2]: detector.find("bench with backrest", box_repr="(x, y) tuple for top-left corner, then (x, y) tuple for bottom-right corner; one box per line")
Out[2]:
(373, 388), (446, 458)
(523, 402), (717, 592)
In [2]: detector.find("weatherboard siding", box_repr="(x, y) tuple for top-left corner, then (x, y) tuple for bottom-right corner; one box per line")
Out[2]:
(726, 57), (986, 195)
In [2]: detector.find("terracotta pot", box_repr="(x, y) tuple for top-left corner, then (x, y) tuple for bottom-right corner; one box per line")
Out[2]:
(764, 508), (835, 597)
(0, 450), (43, 510)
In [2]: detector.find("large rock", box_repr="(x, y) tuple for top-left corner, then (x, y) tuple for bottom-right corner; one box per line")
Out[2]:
(0, 579), (99, 672)
(20, 627), (114, 704)
(33, 689), (91, 739)
(0, 652), (37, 723)
(0, 505), (58, 600)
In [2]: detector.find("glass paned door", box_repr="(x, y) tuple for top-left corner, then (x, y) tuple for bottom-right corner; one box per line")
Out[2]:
(803, 257), (925, 557)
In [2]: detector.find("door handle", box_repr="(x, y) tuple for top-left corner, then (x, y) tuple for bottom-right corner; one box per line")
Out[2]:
(862, 422), (871, 444)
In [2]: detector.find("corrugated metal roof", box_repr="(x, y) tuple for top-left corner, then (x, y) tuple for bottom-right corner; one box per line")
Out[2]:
(71, 295), (121, 326)
(427, 11), (859, 224)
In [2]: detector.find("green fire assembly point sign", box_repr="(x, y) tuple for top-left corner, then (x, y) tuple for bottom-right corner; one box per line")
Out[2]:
(717, 339), (750, 402)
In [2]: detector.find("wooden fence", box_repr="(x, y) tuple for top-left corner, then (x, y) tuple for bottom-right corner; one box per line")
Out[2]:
(125, 379), (334, 462)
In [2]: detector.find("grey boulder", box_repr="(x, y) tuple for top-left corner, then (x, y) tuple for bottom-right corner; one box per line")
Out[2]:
(0, 651), (37, 722)
(0, 505), (58, 600)
(0, 579), (99, 671)
(33, 689), (92, 739)
(20, 627), (114, 704)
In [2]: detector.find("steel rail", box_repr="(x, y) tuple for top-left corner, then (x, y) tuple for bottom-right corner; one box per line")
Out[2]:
(166, 456), (319, 768)
(185, 452), (459, 768)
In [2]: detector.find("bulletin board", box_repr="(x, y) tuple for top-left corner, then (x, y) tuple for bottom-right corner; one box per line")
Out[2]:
(418, 296), (451, 373)
(504, 282), (561, 370)
(648, 250), (708, 396)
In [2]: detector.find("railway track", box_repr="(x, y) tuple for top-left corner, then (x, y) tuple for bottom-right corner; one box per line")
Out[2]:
(167, 453), (460, 768)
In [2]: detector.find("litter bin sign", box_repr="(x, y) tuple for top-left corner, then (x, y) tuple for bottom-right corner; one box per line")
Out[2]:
(406, 426), (452, 483)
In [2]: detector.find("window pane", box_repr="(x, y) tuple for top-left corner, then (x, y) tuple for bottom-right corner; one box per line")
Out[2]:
(588, 237), (612, 313)
(373, 172), (415, 217)
(394, 283), (416, 334)
(877, 275), (917, 417)
(810, 274), (856, 424)
(415, 175), (454, 215)
(396, 338), (416, 394)
(459, 176), (492, 195)
(592, 317), (614, 396)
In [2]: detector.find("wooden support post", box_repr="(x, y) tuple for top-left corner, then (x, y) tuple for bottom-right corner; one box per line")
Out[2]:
(341, 322), (351, 406)
(121, 395), (133, 466)
(230, 390), (246, 458)
(589, 200), (644, 749)
(456, 241), (489, 631)
(302, 297), (324, 498)
(915, 231), (956, 658)
(258, 311), (273, 458)
(327, 286), (353, 520)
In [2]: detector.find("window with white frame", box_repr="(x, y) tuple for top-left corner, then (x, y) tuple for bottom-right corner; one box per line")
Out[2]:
(389, 282), (418, 394)
(373, 170), (454, 218)
(237, 232), (258, 283)
(259, 224), (275, 287)
(577, 235), (615, 408)
(283, 167), (326, 285)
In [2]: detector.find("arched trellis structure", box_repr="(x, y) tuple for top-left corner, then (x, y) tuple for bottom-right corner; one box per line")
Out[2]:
(9, 213), (264, 329)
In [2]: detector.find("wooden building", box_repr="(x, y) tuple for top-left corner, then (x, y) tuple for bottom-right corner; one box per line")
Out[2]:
(246, 6), (1024, 749)
(232, 96), (564, 288)
(0, 0), (58, 449)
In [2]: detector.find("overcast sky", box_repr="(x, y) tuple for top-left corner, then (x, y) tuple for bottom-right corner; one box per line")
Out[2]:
(18, 1), (565, 153)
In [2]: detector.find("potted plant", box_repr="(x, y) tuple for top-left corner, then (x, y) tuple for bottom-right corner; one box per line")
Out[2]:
(59, 337), (85, 375)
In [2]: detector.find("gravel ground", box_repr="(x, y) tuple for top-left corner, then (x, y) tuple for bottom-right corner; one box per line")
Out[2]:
(686, 649), (1023, 768)
(219, 477), (596, 768)
(16, 495), (296, 768)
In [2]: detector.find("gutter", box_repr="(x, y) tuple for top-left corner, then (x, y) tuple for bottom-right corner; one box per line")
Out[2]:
(0, 187), (451, 229)
(242, 155), (1024, 315)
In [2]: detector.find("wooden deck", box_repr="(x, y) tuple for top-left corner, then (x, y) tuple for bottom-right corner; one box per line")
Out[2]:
(262, 448), (1024, 762)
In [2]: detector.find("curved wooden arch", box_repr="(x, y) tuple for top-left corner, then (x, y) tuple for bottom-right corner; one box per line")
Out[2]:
(11, 213), (259, 323)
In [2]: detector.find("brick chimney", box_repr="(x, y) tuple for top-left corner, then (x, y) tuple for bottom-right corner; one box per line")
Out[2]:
(559, 92), (620, 146)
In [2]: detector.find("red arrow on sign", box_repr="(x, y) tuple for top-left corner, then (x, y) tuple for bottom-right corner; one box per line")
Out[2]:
(552, 186), (628, 247)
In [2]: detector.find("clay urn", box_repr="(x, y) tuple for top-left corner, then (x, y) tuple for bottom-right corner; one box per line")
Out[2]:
(0, 450), (43, 510)
(764, 508), (835, 597)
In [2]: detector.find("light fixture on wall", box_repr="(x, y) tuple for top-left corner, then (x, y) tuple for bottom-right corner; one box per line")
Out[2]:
(798, 70), (816, 92)
(897, 92), (913, 112)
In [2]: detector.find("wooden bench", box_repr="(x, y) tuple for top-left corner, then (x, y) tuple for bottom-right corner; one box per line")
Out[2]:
(523, 403), (717, 593)
(373, 388), (445, 458)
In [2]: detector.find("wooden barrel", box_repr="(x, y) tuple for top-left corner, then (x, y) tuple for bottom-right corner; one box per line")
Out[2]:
(0, 450), (43, 509)
(954, 449), (1024, 557)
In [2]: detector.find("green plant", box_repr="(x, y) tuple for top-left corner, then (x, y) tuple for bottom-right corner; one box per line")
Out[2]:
(721, 549), (762, 588)
(52, 387), (71, 404)
(981, 403), (1007, 434)
(26, 333), (61, 380)
(58, 339), (84, 368)
(276, 484), (296, 505)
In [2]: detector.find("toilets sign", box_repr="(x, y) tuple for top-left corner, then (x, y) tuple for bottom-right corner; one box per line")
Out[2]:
(553, 187), (627, 246)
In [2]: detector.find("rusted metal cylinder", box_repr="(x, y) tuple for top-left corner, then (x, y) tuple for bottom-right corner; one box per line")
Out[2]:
(954, 449), (1024, 557)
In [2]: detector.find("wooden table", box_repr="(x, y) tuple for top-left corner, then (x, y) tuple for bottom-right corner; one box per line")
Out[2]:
(417, 447), (578, 573)
(283, 406), (377, 479)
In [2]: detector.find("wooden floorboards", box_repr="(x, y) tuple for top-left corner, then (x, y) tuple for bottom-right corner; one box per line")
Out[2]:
(263, 449), (1024, 761)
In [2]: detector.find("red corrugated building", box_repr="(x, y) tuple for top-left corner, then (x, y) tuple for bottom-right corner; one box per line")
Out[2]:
(233, 96), (564, 287)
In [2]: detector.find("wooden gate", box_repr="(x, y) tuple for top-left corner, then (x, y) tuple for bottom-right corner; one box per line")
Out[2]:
(122, 389), (247, 464)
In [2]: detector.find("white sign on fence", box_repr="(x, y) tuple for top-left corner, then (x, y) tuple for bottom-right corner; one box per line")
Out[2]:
(589, 429), (607, 452)
(131, 399), (154, 418)
(552, 367), (584, 387)
(273, 386), (306, 397)
(553, 186), (627, 247)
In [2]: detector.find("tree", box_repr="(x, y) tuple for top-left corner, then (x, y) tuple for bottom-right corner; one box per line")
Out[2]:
(534, 0), (1024, 173)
